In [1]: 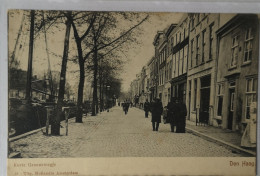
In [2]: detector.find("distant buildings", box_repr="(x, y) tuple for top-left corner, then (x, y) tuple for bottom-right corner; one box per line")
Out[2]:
(129, 13), (259, 133)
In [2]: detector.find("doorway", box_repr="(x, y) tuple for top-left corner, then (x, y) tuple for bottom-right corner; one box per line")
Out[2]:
(200, 75), (211, 124)
(228, 88), (235, 130)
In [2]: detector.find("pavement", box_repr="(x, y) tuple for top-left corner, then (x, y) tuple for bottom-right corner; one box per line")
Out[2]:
(9, 106), (250, 158)
(185, 120), (256, 156)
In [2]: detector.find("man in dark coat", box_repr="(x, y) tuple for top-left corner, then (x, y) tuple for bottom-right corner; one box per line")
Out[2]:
(122, 101), (129, 115)
(167, 97), (177, 132)
(151, 98), (163, 131)
(144, 99), (150, 118)
(175, 98), (187, 133)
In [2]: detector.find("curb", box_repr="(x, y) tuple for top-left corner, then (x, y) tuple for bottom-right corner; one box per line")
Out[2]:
(186, 127), (256, 156)
(9, 117), (76, 142)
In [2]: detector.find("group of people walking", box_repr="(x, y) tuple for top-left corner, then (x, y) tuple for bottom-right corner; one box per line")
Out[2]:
(143, 97), (187, 133)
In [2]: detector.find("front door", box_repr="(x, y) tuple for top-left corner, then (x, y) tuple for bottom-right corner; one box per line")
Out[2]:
(228, 88), (235, 130)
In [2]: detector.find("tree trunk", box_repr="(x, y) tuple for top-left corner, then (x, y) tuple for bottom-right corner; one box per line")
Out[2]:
(52, 13), (72, 135)
(92, 44), (98, 116)
(76, 59), (84, 123)
(99, 74), (103, 112)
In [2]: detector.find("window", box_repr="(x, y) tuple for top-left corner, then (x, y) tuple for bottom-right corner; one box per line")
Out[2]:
(202, 30), (206, 63)
(231, 35), (239, 67)
(209, 24), (214, 60)
(196, 35), (200, 66)
(179, 32), (181, 43)
(176, 51), (179, 77)
(191, 16), (195, 29)
(193, 79), (197, 111)
(217, 84), (224, 116)
(172, 54), (175, 78)
(168, 88), (171, 102)
(165, 63), (168, 81)
(190, 40), (194, 68)
(165, 47), (167, 61)
(244, 28), (253, 63)
(183, 45), (188, 73)
(197, 14), (200, 24)
(245, 78), (257, 119)
(230, 92), (235, 112)
(169, 60), (172, 79)
(172, 86), (176, 97)
(163, 68), (165, 84)
(200, 13), (205, 20)
(179, 48), (183, 75)
(171, 37), (173, 52)
(164, 47), (167, 61)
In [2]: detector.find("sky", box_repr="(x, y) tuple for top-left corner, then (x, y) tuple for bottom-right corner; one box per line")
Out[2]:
(120, 12), (183, 91)
(9, 10), (184, 94)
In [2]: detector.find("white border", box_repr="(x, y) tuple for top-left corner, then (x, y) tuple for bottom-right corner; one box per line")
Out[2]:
(1, 1), (260, 176)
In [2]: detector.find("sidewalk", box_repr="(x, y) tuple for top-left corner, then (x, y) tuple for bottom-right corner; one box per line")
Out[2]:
(186, 120), (256, 156)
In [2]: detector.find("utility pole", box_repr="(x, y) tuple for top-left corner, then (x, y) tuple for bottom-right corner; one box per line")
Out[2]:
(25, 10), (35, 101)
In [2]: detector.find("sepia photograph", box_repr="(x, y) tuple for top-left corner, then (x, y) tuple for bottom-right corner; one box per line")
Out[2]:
(6, 7), (258, 175)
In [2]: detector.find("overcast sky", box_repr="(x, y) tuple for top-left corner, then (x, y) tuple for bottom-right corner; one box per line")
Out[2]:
(9, 10), (184, 94)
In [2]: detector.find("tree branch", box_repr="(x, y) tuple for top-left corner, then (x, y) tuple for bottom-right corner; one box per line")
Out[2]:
(97, 14), (149, 51)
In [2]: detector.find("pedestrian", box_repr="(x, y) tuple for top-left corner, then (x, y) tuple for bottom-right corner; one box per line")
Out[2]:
(167, 97), (177, 132)
(150, 98), (163, 131)
(175, 98), (187, 133)
(122, 101), (129, 115)
(126, 101), (130, 113)
(144, 99), (150, 118)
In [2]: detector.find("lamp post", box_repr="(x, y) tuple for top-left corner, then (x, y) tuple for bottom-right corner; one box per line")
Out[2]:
(106, 85), (110, 112)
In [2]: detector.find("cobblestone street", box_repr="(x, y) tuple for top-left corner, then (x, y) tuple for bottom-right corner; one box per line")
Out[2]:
(10, 106), (246, 157)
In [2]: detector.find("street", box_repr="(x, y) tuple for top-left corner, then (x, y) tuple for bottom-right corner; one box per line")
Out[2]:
(10, 106), (246, 157)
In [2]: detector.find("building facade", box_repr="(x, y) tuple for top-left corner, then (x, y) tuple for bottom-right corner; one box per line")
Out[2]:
(186, 13), (220, 124)
(129, 13), (259, 134)
(215, 14), (259, 132)
(168, 15), (189, 107)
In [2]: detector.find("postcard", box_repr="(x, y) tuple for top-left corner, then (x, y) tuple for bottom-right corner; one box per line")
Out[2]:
(6, 7), (258, 176)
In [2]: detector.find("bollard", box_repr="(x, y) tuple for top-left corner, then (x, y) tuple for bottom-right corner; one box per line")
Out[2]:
(45, 106), (53, 135)
(63, 107), (70, 136)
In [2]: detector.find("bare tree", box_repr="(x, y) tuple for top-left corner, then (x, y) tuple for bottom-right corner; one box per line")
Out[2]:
(85, 12), (149, 116)
(51, 11), (72, 135)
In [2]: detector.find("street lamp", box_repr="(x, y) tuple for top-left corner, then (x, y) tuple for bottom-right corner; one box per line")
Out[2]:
(106, 85), (110, 112)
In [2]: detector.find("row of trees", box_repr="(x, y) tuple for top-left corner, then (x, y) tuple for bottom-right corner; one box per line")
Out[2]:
(10, 10), (149, 135)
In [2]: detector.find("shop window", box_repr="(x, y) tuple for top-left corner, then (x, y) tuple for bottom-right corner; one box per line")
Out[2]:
(231, 35), (239, 68)
(245, 78), (257, 119)
(193, 79), (197, 111)
(244, 28), (253, 63)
